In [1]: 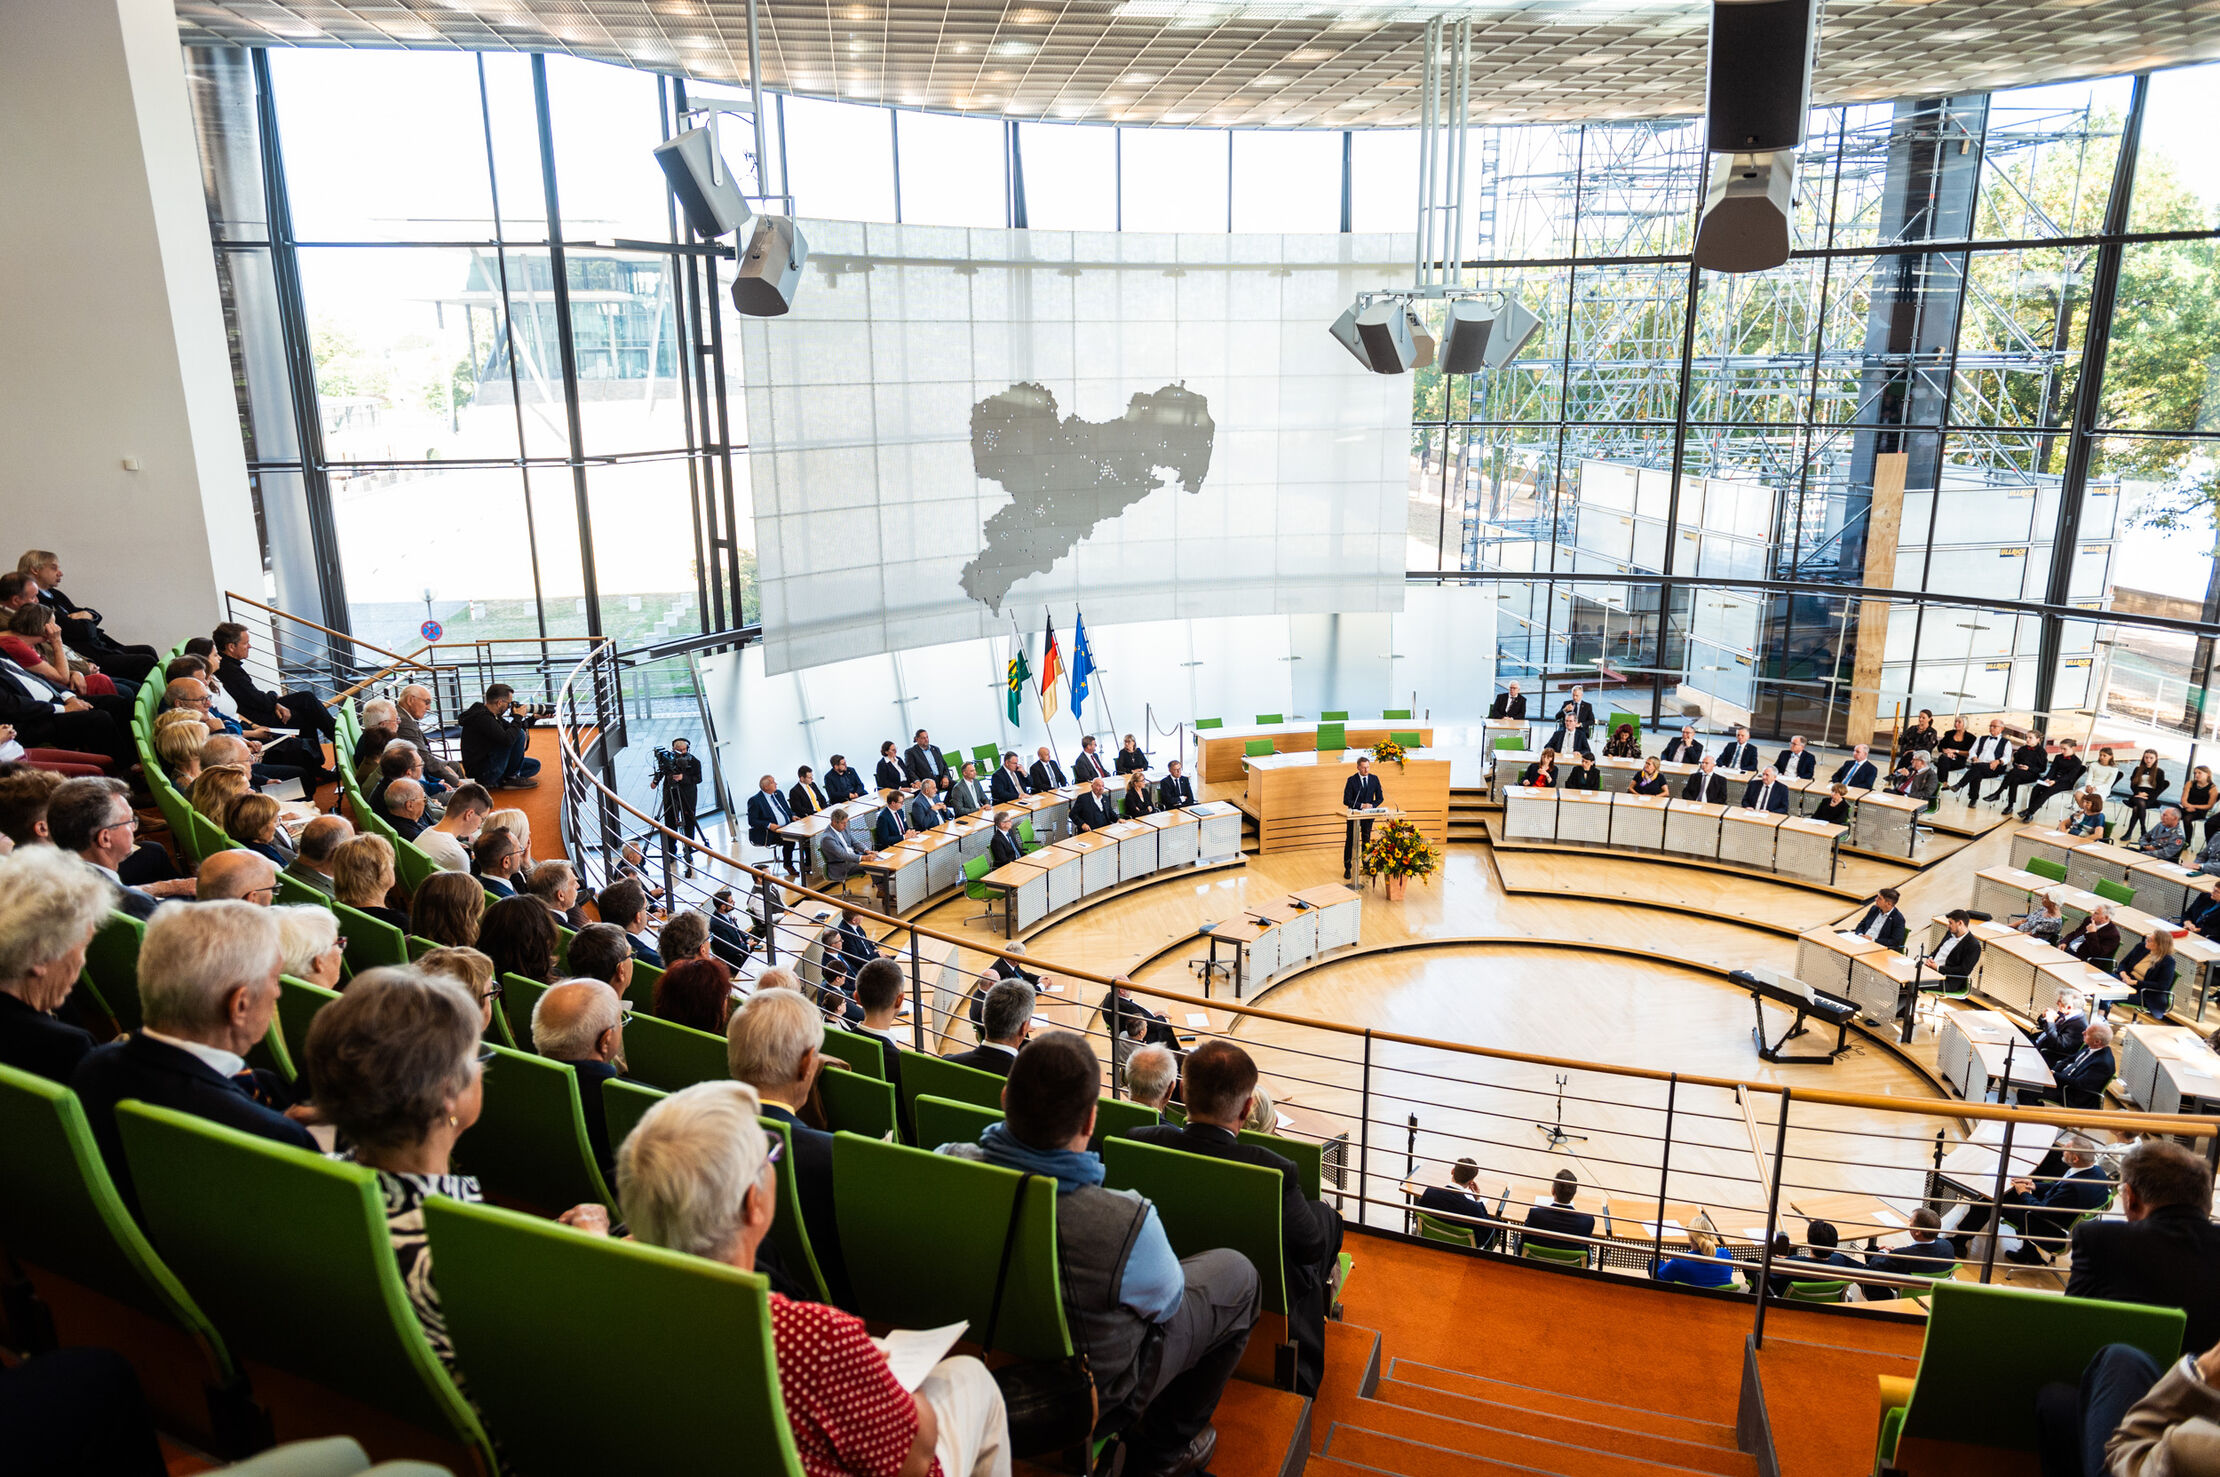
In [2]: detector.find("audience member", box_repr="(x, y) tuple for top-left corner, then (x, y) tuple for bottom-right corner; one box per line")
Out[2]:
(596, 877), (661, 966)
(2116, 927), (2180, 1015)
(1950, 1130), (2111, 1263)
(0, 640), (134, 769)
(1134, 1039), (1342, 1397)
(48, 776), (193, 917)
(1523, 1169), (1598, 1257)
(212, 621), (338, 749)
(1123, 1044), (1178, 1115)
(521, 858), (589, 929)
(153, 716), (204, 783)
(532, 979), (627, 1182)
(195, 849), (278, 904)
(1857, 1207), (1955, 1300)
(2064, 1140), (2220, 1351)
(727, 986), (851, 1306)
(2061, 904), (2124, 970)
(1797, 1220), (1860, 1279)
(1101, 979), (1180, 1063)
(0, 765), (60, 846)
(416, 946), (499, 1037)
(851, 958), (909, 1096)
(2141, 806), (2190, 862)
(410, 871), (486, 949)
(2039, 1339), (2220, 1477)
(623, 1081), (1009, 1476)
(566, 922), (636, 995)
(944, 979), (1032, 1076)
(1417, 1159), (1500, 1251)
(189, 763), (250, 824)
(417, 781), (490, 873)
(471, 829), (524, 897)
(392, 684), (463, 787)
(655, 958), (735, 1036)
(283, 813), (352, 899)
(382, 779), (430, 842)
(457, 683), (542, 791)
(0, 846), (111, 1082)
(658, 909), (711, 966)
(272, 903), (344, 991)
(824, 754), (865, 803)
(477, 895), (559, 987)
(223, 791), (287, 863)
(71, 902), (313, 1207)
(708, 888), (754, 968)
(334, 834), (408, 931)
(20, 549), (160, 681)
(942, 1031), (1254, 1475)
(1652, 1212), (1735, 1288)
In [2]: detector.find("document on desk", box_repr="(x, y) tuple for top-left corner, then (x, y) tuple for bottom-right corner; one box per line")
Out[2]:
(872, 1322), (968, 1392)
(1185, 1012), (1211, 1029)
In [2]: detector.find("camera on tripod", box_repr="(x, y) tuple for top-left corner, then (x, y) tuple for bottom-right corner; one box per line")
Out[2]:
(653, 745), (686, 780)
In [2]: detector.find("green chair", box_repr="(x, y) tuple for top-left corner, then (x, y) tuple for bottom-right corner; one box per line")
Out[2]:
(1319, 710), (1349, 722)
(1255, 714), (1283, 726)
(960, 852), (1000, 929)
(274, 873), (329, 909)
(1244, 739), (1275, 759)
(114, 1102), (495, 1471)
(819, 1026), (888, 1079)
(275, 976), (341, 1074)
(0, 1066), (248, 1448)
(1607, 713), (1640, 743)
(1389, 731), (1423, 748)
(454, 1043), (617, 1214)
(602, 1078), (666, 1158)
(622, 958), (663, 1013)
(757, 1115), (832, 1304)
(500, 973), (550, 1050)
(82, 911), (145, 1036)
(1784, 1279), (1850, 1303)
(971, 743), (1001, 771)
(1876, 1282), (2185, 1471)
(2025, 857), (2069, 884)
(2093, 877), (2137, 909)
(1492, 734), (1526, 754)
(1016, 817), (1044, 852)
(1242, 1127), (1325, 1201)
(816, 1067), (898, 1140)
(1520, 1241), (1590, 1269)
(1314, 722), (1346, 754)
(422, 1197), (803, 1477)
(333, 901), (408, 977)
(1193, 718), (1222, 730)
(148, 772), (197, 871)
(1382, 709), (1413, 721)
(392, 837), (442, 896)
(833, 1133), (1070, 1361)
(1415, 1210), (1478, 1248)
(1094, 1096), (1161, 1143)
(622, 1011), (730, 1092)
(912, 1093), (1003, 1150)
(899, 1052), (1009, 1132)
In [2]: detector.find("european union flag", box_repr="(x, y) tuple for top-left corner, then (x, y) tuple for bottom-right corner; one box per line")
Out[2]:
(1070, 610), (1096, 720)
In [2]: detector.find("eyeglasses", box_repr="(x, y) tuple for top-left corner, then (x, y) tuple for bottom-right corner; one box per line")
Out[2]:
(244, 885), (277, 901)
(475, 1044), (498, 1065)
(484, 982), (505, 1000)
(330, 936), (349, 954)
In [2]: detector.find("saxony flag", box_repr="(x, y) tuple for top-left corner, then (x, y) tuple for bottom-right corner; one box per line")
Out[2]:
(1006, 630), (1032, 725)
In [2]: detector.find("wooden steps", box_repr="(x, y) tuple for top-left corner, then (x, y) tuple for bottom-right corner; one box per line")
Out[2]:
(1369, 1378), (1755, 1472)
(1448, 788), (1492, 844)
(1378, 1365), (1743, 1450)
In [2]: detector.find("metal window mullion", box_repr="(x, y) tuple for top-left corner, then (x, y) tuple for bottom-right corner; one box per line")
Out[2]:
(480, 54), (553, 649)
(533, 53), (604, 640)
(667, 78), (716, 638)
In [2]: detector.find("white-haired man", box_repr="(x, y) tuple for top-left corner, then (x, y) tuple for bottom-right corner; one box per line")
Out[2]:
(393, 684), (463, 787)
(728, 987), (850, 1306)
(532, 980), (625, 1183)
(70, 901), (313, 1208)
(622, 1082), (1009, 1475)
(1123, 1044), (1178, 1116)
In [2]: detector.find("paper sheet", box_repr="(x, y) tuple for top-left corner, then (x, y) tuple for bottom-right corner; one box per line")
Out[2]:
(1873, 1208), (1906, 1226)
(872, 1322), (968, 1392)
(1274, 1112), (1294, 1131)
(1185, 1013), (1211, 1029)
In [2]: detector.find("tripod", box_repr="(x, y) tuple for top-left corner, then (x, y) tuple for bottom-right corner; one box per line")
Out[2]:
(1536, 1073), (1587, 1147)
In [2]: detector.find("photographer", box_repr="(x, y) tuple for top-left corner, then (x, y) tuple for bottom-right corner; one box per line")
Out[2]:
(458, 683), (545, 792)
(651, 737), (705, 853)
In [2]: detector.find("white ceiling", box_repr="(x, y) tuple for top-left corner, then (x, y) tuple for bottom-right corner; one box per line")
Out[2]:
(172, 0), (2220, 128)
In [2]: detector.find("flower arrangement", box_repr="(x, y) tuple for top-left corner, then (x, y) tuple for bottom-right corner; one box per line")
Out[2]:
(1361, 818), (1439, 883)
(1371, 738), (1408, 769)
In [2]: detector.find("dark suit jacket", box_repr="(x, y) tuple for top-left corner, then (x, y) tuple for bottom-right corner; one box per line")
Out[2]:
(1115, 748), (1149, 775)
(71, 1033), (315, 1211)
(2038, 755), (2087, 790)
(2067, 1205), (2220, 1351)
(1682, 771), (1730, 804)
(907, 794), (950, 832)
(1715, 740), (1759, 773)
(2053, 1047), (2116, 1110)
(1130, 1121), (1340, 1284)
(1072, 751), (1110, 783)
(215, 661), (290, 729)
(990, 767), (1025, 803)
(1120, 790), (1157, 820)
(2034, 1012), (2088, 1065)
(873, 807), (908, 850)
(1563, 765), (1601, 792)
(788, 780), (828, 817)
(1099, 989), (1176, 1048)
(2060, 920), (2121, 967)
(1832, 759), (1878, 789)
(1661, 737), (1703, 764)
(825, 768), (866, 802)
(557, 1058), (620, 1181)
(626, 934), (664, 968)
(1522, 1202), (1596, 1255)
(942, 1043), (1019, 1077)
(1158, 774), (1196, 809)
(2015, 1164), (2112, 1244)
(0, 991), (96, 1085)
(478, 875), (515, 899)
(2006, 743), (2048, 777)
(1027, 760), (1067, 794)
(1557, 700), (1596, 731)
(1416, 1185), (1498, 1246)
(904, 744), (948, 786)
(1343, 773), (1385, 808)
(989, 829), (1024, 867)
(1487, 693), (1527, 720)
(874, 758), (905, 792)
(746, 790), (793, 846)
(1775, 749), (1816, 781)
(1741, 779), (1790, 814)
(761, 1102), (851, 1309)
(1544, 724), (1592, 759)
(1070, 793), (1117, 831)
(1928, 931), (1982, 980)
(113, 886), (160, 921)
(709, 912), (753, 970)
(1860, 1236), (1957, 1299)
(1852, 906), (1908, 952)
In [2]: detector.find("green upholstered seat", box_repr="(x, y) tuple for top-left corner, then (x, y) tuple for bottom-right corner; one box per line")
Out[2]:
(971, 743), (1001, 770)
(1101, 1136), (1287, 1316)
(2024, 857), (2069, 883)
(1314, 722), (1346, 753)
(621, 1011), (729, 1093)
(500, 973), (549, 1050)
(1254, 714), (1283, 726)
(1241, 1127), (1325, 1201)
(423, 1196), (803, 1475)
(275, 976), (341, 1074)
(899, 1052), (1009, 1132)
(1244, 739), (1275, 758)
(1381, 709), (1413, 721)
(1520, 1242), (1589, 1268)
(1492, 734), (1527, 753)
(1093, 1096), (1161, 1143)
(274, 873), (328, 909)
(453, 1043), (617, 1214)
(114, 1102), (494, 1470)
(600, 1078), (665, 1160)
(1415, 1210), (1478, 1247)
(1389, 731), (1422, 748)
(82, 911), (146, 1036)
(333, 901), (408, 977)
(818, 1026), (887, 1079)
(1017, 818), (1044, 852)
(1193, 718), (1222, 730)
(2093, 877), (2136, 908)
(911, 1093), (1003, 1151)
(1320, 710), (1349, 722)
(816, 1067), (898, 1140)
(1783, 1278), (1849, 1303)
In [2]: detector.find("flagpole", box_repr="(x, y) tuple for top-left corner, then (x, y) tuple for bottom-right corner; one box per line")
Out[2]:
(1036, 609), (1065, 773)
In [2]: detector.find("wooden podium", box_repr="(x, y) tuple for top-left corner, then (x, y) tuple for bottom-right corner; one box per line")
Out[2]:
(1242, 749), (1451, 855)
(1340, 805), (1403, 880)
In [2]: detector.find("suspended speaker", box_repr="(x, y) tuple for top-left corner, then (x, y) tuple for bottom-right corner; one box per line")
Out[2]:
(1693, 152), (1795, 273)
(1405, 307), (1437, 371)
(1704, 0), (1820, 154)
(1353, 302), (1417, 374)
(1437, 299), (1496, 374)
(653, 125), (752, 239)
(1483, 296), (1544, 368)
(732, 216), (809, 317)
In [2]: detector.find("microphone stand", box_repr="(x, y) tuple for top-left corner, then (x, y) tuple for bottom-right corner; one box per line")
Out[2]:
(1537, 1073), (1587, 1147)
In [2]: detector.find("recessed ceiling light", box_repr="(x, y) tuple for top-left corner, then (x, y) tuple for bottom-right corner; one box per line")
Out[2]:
(1122, 71), (1155, 84)
(993, 39), (1035, 54)
(1007, 6), (1056, 21)
(1251, 73), (1287, 86)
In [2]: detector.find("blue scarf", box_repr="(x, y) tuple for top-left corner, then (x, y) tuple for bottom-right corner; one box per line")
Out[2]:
(977, 1121), (1103, 1195)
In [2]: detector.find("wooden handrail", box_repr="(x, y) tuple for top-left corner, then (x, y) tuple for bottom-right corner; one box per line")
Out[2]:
(547, 643), (2220, 1141)
(223, 590), (437, 673)
(326, 646), (456, 707)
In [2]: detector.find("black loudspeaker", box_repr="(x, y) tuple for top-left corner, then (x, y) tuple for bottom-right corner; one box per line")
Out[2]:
(1352, 302), (1417, 374)
(1704, 0), (1820, 154)
(1437, 300), (1495, 374)
(653, 125), (752, 239)
(731, 216), (809, 317)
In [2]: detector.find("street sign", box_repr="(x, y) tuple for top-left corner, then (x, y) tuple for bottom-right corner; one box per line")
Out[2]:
(420, 619), (444, 642)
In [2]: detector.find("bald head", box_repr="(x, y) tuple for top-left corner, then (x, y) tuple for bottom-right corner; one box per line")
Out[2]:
(386, 779), (426, 821)
(297, 814), (353, 869)
(201, 735), (251, 770)
(164, 678), (209, 710)
(532, 979), (624, 1062)
(197, 849), (278, 903)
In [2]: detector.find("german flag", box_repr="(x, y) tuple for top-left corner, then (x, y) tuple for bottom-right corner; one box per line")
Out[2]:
(1039, 610), (1064, 721)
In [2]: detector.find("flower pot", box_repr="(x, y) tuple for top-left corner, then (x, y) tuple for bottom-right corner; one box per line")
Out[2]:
(1385, 874), (1409, 901)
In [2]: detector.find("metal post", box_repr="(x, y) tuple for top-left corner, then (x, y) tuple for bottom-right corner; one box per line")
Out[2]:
(1357, 1030), (1374, 1228)
(758, 873), (778, 966)
(1751, 1088), (1792, 1351)
(1650, 1074), (1678, 1270)
(909, 928), (926, 1052)
(1978, 1118), (2018, 1285)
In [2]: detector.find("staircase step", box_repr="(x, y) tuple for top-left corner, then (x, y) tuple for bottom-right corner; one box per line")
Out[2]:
(1302, 1460), (1393, 1477)
(1323, 1423), (1704, 1477)
(1384, 1361), (1738, 1448)
(1361, 1386), (1755, 1477)
(1209, 1378), (1312, 1477)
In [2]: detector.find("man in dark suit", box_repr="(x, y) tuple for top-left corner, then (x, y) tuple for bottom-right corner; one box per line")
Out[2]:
(1543, 703), (1592, 759)
(1157, 760), (1196, 811)
(595, 878), (663, 968)
(709, 889), (755, 970)
(2031, 990), (2090, 1069)
(990, 751), (1027, 803)
(2031, 1022), (2117, 1111)
(1831, 743), (1879, 790)
(1660, 725), (1703, 765)
(23, 552), (160, 682)
(1133, 1040), (1343, 1397)
(1849, 888), (1908, 951)
(943, 762), (988, 817)
(1487, 684), (1527, 721)
(872, 800), (909, 851)
(1741, 766), (1791, 814)
(788, 765), (829, 818)
(1522, 1168), (1598, 1256)
(531, 980), (626, 1184)
(1026, 747), (1067, 794)
(1560, 686), (1597, 733)
(1715, 725), (1760, 773)
(1342, 755), (1386, 877)
(1774, 736), (1816, 781)
(1072, 737), (1112, 784)
(212, 621), (338, 746)
(2019, 739), (2087, 822)
(746, 774), (798, 875)
(69, 902), (314, 1211)
(1858, 1207), (1957, 1300)
(1952, 1131), (2111, 1262)
(906, 778), (953, 832)
(903, 729), (950, 788)
(1923, 909), (1983, 987)
(1101, 980), (1179, 1052)
(49, 777), (192, 919)
(1069, 777), (1117, 833)
(1994, 736), (2050, 813)
(2065, 1140), (2220, 1351)
(824, 754), (866, 803)
(728, 986), (854, 1309)
(851, 959), (908, 1099)
(1682, 756), (1731, 805)
(2060, 905), (2122, 969)
(1416, 1158), (1501, 1250)
(944, 979), (1032, 1076)
(1955, 720), (2012, 798)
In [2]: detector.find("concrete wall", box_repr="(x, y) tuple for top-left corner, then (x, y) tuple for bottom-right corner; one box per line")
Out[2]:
(0, 0), (262, 643)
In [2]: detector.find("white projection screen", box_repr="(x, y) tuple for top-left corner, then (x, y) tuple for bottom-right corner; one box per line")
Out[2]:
(738, 223), (1415, 675)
